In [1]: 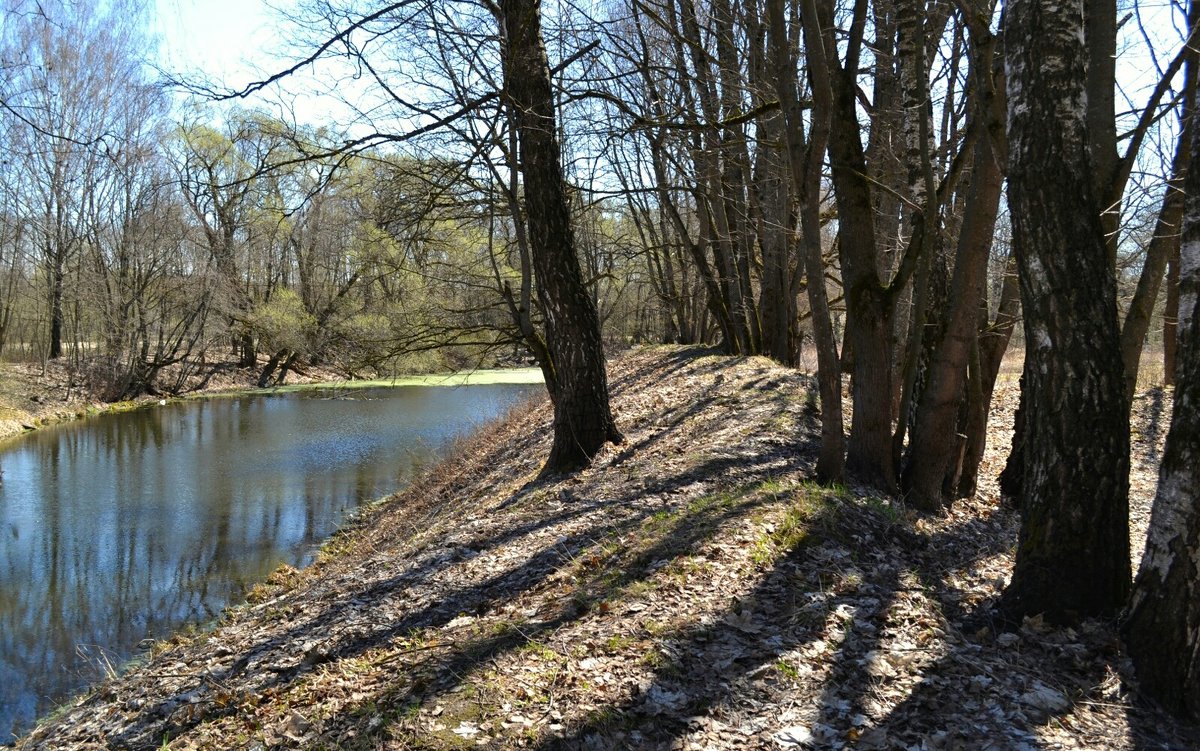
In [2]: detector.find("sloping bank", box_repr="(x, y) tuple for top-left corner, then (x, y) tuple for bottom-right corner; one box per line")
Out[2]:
(0, 364), (97, 442)
(18, 347), (1197, 750)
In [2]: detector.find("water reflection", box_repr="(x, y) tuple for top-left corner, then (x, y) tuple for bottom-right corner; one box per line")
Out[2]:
(0, 384), (537, 741)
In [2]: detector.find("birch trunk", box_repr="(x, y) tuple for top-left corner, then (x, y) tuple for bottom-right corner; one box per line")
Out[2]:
(1123, 78), (1200, 719)
(1000, 0), (1131, 621)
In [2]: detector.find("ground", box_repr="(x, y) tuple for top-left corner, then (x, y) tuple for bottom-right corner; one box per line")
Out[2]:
(13, 347), (1197, 750)
(0, 359), (98, 441)
(0, 357), (353, 443)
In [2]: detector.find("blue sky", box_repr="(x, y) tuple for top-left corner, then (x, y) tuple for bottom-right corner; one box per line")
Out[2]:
(147, 0), (1189, 159)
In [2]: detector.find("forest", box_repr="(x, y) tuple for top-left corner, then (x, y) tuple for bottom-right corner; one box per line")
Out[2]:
(4, 0), (1200, 736)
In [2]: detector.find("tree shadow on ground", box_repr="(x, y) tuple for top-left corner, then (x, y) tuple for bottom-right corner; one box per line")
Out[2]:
(1123, 693), (1200, 750)
(1136, 388), (1168, 466)
(35, 349), (1193, 751)
(520, 501), (1199, 750)
(816, 511), (1200, 751)
(85, 353), (815, 750)
(515, 504), (1032, 750)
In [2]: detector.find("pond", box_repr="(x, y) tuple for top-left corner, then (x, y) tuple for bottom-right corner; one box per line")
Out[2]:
(0, 381), (541, 742)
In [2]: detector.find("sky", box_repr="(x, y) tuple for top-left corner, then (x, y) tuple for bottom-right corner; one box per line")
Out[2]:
(152, 0), (282, 92)
(146, 0), (1190, 166)
(149, 0), (354, 126)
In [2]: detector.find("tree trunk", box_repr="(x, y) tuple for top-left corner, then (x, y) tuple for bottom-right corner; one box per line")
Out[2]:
(1120, 30), (1197, 401)
(754, 118), (799, 367)
(997, 371), (1026, 504)
(49, 261), (64, 360)
(499, 0), (622, 476)
(1123, 75), (1200, 717)
(768, 0), (845, 483)
(1120, 143), (1189, 400)
(258, 349), (286, 388)
(957, 256), (1019, 498)
(1000, 0), (1130, 622)
(802, 0), (897, 492)
(903, 23), (1005, 509)
(1166, 242), (1181, 385)
(276, 351), (299, 385)
(1087, 0), (1120, 262)
(239, 331), (256, 369)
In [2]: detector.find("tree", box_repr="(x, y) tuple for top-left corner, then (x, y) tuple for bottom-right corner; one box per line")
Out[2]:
(767, 0), (844, 482)
(1120, 3), (1200, 403)
(174, 113), (291, 369)
(1, 0), (154, 360)
(999, 0), (1130, 622)
(1123, 49), (1200, 715)
(901, 2), (1004, 508)
(799, 0), (901, 492)
(497, 0), (623, 475)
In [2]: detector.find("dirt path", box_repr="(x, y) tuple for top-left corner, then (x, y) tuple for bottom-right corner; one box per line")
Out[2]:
(15, 347), (1196, 750)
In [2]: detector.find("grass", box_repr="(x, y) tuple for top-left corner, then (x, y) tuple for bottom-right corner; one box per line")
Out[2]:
(775, 658), (802, 680)
(176, 366), (544, 402)
(603, 634), (638, 653)
(750, 484), (838, 566)
(256, 367), (544, 393)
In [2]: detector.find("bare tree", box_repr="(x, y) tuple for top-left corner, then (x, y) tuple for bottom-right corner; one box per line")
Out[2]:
(767, 0), (845, 482)
(497, 0), (623, 474)
(1123, 76), (1200, 714)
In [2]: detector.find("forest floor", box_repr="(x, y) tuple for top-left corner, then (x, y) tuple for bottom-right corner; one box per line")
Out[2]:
(14, 346), (1196, 751)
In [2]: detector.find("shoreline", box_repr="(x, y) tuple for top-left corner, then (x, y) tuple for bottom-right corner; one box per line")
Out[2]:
(0, 361), (545, 445)
(14, 346), (1196, 750)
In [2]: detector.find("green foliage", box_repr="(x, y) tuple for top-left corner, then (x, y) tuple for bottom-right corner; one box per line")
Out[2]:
(250, 290), (315, 353)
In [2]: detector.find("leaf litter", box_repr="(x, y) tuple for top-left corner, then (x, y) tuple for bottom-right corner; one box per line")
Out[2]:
(15, 347), (1197, 750)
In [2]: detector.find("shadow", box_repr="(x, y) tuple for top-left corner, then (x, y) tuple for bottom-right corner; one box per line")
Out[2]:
(29, 349), (1184, 750)
(814, 508), (1199, 750)
(37, 349), (812, 750)
(523, 504), (1087, 750)
(100, 477), (786, 750)
(1123, 693), (1200, 751)
(603, 350), (767, 468)
(1136, 387), (1167, 466)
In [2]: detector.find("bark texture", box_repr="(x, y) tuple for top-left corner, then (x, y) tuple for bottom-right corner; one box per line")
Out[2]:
(1123, 87), (1200, 719)
(902, 19), (1004, 509)
(1000, 0), (1130, 622)
(768, 0), (845, 483)
(500, 0), (622, 475)
(802, 0), (897, 493)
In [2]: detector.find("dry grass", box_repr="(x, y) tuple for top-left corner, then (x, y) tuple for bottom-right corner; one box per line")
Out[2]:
(16, 346), (1197, 751)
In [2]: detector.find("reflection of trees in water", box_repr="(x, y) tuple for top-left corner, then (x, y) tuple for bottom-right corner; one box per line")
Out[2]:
(0, 385), (536, 737)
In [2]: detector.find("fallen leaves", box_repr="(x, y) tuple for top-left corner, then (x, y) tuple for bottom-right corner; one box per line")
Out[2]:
(15, 350), (1198, 751)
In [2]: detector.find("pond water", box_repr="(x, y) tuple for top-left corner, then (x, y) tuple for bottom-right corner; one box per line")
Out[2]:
(0, 382), (540, 742)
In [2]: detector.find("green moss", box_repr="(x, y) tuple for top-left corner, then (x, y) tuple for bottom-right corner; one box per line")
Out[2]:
(518, 640), (560, 661)
(775, 658), (801, 680)
(603, 634), (637, 653)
